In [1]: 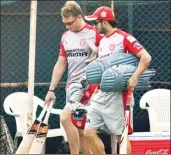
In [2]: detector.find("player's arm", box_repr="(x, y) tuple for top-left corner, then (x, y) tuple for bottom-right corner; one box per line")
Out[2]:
(49, 43), (67, 91)
(124, 35), (151, 89)
(49, 56), (67, 91)
(85, 28), (103, 63)
(45, 41), (67, 105)
(131, 49), (151, 81)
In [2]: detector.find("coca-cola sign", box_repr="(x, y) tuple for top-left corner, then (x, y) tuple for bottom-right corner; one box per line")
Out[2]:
(146, 149), (169, 154)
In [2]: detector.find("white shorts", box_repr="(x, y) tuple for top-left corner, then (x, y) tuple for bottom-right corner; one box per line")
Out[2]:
(64, 82), (83, 110)
(85, 90), (134, 135)
(64, 82), (98, 110)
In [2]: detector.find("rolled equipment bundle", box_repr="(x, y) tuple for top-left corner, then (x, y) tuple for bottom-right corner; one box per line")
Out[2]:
(100, 65), (156, 92)
(85, 52), (139, 84)
(107, 52), (139, 66)
(85, 59), (109, 84)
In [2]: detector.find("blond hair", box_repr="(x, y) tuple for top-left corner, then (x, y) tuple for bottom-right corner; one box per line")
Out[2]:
(61, 1), (83, 17)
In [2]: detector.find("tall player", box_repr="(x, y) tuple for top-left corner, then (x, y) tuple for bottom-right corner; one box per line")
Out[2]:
(44, 1), (102, 154)
(84, 6), (152, 154)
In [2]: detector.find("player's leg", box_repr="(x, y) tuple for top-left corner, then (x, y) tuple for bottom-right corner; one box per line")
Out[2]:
(61, 82), (95, 154)
(78, 128), (93, 154)
(69, 84), (99, 154)
(69, 108), (95, 154)
(60, 108), (80, 154)
(84, 128), (105, 154)
(103, 92), (125, 154)
(84, 100), (106, 154)
(70, 110), (93, 154)
(60, 82), (84, 154)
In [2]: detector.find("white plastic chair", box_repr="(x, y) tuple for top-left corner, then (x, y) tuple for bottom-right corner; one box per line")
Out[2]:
(3, 92), (67, 149)
(139, 89), (170, 132)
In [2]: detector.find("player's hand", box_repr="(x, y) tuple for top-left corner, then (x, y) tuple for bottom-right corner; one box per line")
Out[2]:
(85, 40), (98, 63)
(127, 75), (138, 91)
(87, 40), (98, 53)
(71, 101), (89, 112)
(72, 71), (83, 78)
(44, 91), (56, 106)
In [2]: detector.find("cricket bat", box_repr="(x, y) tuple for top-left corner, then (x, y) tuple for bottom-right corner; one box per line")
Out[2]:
(16, 104), (48, 154)
(28, 101), (53, 154)
(119, 89), (132, 154)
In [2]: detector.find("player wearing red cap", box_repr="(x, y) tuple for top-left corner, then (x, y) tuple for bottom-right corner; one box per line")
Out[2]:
(84, 6), (151, 154)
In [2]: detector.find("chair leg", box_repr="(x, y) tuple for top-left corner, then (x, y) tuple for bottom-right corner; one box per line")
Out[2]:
(14, 135), (19, 150)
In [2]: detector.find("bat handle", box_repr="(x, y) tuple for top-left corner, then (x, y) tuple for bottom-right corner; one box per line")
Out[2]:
(43, 101), (53, 124)
(126, 89), (132, 105)
(37, 104), (48, 121)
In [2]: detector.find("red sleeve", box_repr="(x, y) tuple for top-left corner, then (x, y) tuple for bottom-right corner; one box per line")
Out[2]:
(59, 42), (67, 57)
(123, 35), (144, 55)
(95, 30), (103, 46)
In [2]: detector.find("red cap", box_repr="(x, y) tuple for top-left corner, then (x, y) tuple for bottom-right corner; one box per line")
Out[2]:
(84, 6), (115, 21)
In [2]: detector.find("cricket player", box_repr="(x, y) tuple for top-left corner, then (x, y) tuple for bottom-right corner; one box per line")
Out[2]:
(44, 1), (102, 154)
(84, 6), (152, 154)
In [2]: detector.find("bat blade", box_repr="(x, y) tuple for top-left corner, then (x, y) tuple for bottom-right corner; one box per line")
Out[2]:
(28, 122), (49, 154)
(119, 111), (129, 154)
(16, 105), (48, 154)
(119, 89), (132, 154)
(15, 120), (41, 154)
(28, 101), (53, 154)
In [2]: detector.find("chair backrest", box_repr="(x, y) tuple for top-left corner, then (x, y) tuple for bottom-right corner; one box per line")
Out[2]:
(139, 89), (170, 132)
(3, 92), (44, 135)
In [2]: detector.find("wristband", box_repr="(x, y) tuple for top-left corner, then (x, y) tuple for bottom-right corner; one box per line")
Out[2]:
(49, 89), (55, 92)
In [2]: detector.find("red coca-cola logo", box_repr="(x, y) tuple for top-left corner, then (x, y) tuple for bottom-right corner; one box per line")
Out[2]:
(146, 149), (169, 154)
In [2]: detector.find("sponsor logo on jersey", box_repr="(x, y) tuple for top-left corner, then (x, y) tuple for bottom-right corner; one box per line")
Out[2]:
(67, 49), (87, 57)
(80, 39), (86, 46)
(109, 44), (115, 51)
(134, 42), (142, 49)
(99, 52), (113, 59)
(127, 35), (136, 43)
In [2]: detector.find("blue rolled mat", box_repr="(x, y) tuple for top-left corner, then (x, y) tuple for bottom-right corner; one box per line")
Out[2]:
(100, 65), (156, 92)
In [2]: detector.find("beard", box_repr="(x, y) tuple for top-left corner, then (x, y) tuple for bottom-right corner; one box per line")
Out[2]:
(97, 27), (105, 34)
(102, 28), (108, 35)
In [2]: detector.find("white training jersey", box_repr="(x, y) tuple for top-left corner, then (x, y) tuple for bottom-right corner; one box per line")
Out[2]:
(97, 28), (144, 96)
(59, 24), (102, 83)
(98, 29), (144, 59)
